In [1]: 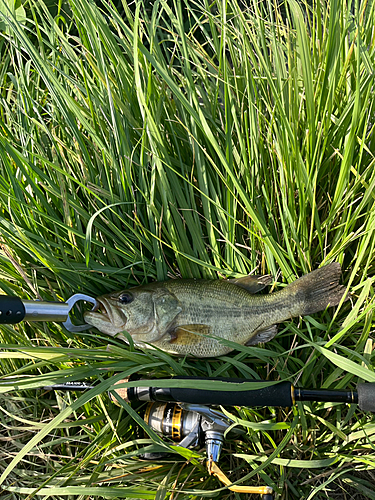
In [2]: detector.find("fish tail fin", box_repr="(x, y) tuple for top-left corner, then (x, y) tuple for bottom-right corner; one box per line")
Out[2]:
(287, 262), (347, 316)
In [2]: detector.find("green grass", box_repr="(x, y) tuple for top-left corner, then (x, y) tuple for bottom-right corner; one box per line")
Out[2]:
(0, 0), (375, 497)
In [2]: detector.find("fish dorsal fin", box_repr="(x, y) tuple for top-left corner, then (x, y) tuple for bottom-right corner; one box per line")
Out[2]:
(228, 274), (273, 293)
(169, 324), (211, 345)
(245, 324), (278, 345)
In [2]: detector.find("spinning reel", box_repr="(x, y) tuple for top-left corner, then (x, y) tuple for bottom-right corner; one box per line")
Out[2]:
(141, 401), (273, 498)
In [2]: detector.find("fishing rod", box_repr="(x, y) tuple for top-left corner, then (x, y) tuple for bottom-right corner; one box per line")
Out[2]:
(42, 376), (375, 499)
(44, 376), (375, 413)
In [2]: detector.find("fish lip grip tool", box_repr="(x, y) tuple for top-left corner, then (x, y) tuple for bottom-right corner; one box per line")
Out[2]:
(0, 293), (98, 332)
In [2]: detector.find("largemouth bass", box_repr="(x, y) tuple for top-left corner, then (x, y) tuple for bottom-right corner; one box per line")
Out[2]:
(84, 263), (346, 357)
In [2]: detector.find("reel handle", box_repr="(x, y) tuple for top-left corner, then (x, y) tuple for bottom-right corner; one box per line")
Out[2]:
(208, 461), (273, 498)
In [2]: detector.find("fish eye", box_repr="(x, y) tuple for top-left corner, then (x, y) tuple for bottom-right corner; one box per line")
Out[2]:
(118, 292), (134, 305)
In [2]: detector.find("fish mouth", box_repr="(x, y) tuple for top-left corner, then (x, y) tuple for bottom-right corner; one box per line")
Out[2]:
(84, 298), (126, 328)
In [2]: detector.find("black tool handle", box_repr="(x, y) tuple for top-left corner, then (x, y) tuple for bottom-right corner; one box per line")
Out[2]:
(0, 296), (26, 324)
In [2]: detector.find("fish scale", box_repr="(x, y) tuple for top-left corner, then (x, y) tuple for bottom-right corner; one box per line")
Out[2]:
(84, 263), (347, 357)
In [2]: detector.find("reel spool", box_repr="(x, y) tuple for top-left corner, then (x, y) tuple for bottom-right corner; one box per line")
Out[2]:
(140, 402), (201, 460)
(144, 402), (200, 443)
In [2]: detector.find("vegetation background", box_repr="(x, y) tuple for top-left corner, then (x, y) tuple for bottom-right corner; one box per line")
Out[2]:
(0, 0), (375, 498)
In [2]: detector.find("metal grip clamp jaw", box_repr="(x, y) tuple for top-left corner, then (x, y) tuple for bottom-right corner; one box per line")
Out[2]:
(143, 402), (274, 499)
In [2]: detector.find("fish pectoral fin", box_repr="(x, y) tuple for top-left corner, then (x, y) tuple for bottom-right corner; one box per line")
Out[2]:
(169, 324), (212, 345)
(245, 324), (278, 346)
(228, 274), (273, 293)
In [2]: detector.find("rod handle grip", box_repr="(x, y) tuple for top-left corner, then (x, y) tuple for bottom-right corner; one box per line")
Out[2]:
(122, 377), (294, 408)
(357, 383), (375, 412)
(168, 378), (293, 407)
(0, 296), (25, 324)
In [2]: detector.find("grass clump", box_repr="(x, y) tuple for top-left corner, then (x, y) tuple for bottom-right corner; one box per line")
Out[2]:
(0, 0), (375, 498)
